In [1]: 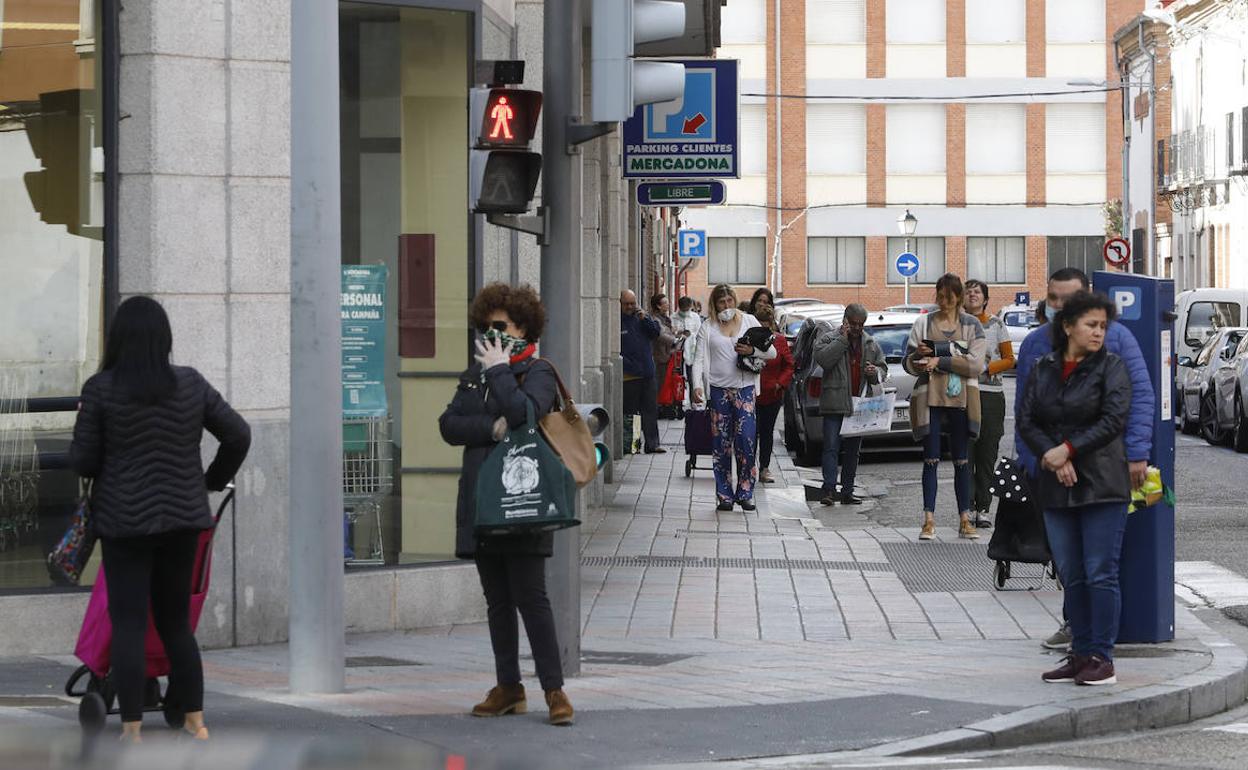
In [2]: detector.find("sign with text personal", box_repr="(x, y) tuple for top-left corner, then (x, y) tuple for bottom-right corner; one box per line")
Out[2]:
(622, 59), (739, 179)
(341, 264), (388, 418)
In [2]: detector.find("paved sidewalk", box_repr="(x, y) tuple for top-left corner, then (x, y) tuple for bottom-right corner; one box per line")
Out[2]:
(2, 419), (1244, 768)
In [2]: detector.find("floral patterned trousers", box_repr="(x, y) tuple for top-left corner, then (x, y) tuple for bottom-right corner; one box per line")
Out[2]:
(709, 385), (758, 504)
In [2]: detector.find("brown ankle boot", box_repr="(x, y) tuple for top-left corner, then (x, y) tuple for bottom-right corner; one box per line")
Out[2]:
(471, 684), (526, 717)
(545, 689), (574, 726)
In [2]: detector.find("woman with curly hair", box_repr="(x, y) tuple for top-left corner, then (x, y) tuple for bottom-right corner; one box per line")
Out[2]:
(438, 282), (574, 726)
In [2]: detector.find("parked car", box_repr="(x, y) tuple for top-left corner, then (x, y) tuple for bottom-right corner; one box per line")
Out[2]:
(773, 297), (823, 307)
(1207, 331), (1248, 450)
(884, 303), (937, 314)
(783, 312), (920, 466)
(1176, 326), (1248, 441)
(1174, 289), (1248, 364)
(776, 303), (845, 340)
(997, 303), (1041, 353)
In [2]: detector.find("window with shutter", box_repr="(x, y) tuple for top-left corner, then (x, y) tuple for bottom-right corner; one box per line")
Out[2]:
(967, 237), (1026, 284)
(886, 0), (945, 43)
(887, 105), (946, 174)
(967, 0), (1024, 43)
(807, 0), (866, 44)
(807, 237), (866, 284)
(807, 105), (866, 174)
(1046, 0), (1104, 43)
(1046, 104), (1106, 173)
(709, 238), (767, 285)
(721, 0), (766, 44)
(966, 105), (1026, 174)
(740, 104), (767, 175)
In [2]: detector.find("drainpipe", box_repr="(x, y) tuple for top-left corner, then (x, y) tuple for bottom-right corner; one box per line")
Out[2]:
(773, 0), (783, 295)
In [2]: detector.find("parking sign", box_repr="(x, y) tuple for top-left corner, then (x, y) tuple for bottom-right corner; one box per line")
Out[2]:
(678, 230), (707, 258)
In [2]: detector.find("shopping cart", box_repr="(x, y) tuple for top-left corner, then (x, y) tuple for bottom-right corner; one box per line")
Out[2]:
(343, 416), (393, 566)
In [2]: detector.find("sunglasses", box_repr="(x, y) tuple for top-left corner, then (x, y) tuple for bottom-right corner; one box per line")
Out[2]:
(479, 320), (509, 333)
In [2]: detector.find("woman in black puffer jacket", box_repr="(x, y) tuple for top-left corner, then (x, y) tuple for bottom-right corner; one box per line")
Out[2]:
(1019, 291), (1132, 689)
(70, 296), (251, 743)
(438, 283), (574, 727)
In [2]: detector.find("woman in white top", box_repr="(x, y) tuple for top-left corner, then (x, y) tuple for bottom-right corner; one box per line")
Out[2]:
(691, 284), (777, 511)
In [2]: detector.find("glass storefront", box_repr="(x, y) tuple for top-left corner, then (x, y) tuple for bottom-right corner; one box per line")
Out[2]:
(339, 3), (471, 565)
(0, 1), (109, 589)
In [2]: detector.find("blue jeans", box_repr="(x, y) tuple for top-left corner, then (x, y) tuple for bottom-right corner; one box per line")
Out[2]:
(709, 386), (758, 504)
(821, 415), (863, 497)
(1043, 502), (1129, 660)
(923, 407), (970, 514)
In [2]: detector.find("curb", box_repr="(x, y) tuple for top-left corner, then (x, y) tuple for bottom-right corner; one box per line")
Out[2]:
(860, 609), (1248, 758)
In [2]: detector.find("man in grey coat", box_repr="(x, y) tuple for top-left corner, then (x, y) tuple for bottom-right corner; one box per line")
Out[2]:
(813, 304), (887, 506)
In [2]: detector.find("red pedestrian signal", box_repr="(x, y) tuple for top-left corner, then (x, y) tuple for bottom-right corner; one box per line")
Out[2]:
(473, 88), (541, 149)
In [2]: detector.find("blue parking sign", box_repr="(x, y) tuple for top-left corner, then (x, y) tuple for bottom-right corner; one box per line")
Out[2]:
(678, 230), (706, 258)
(622, 60), (739, 179)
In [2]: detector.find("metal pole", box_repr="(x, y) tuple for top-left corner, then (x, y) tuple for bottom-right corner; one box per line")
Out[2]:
(904, 236), (911, 306)
(773, 0), (783, 295)
(289, 0), (345, 694)
(541, 0), (583, 678)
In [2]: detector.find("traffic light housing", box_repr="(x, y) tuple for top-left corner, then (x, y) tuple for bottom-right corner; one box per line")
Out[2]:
(575, 404), (611, 470)
(470, 87), (543, 214)
(591, 0), (687, 123)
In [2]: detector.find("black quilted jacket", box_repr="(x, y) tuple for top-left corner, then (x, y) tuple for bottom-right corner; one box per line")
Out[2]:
(70, 366), (252, 538)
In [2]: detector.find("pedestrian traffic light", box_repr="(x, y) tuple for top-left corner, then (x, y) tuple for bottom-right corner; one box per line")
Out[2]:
(470, 86), (543, 214)
(590, 0), (687, 123)
(576, 404), (612, 469)
(23, 90), (88, 229)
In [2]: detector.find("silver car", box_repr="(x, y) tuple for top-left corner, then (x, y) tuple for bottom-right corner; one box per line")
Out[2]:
(997, 304), (1041, 355)
(783, 312), (921, 465)
(777, 303), (846, 340)
(1177, 327), (1248, 441)
(1208, 330), (1248, 450)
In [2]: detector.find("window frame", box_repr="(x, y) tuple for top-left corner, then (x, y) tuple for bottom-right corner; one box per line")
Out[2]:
(885, 236), (947, 284)
(806, 236), (867, 285)
(966, 236), (1026, 285)
(708, 237), (767, 285)
(1046, 235), (1103, 277)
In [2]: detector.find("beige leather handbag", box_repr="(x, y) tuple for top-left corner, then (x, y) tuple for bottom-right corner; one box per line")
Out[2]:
(538, 363), (598, 488)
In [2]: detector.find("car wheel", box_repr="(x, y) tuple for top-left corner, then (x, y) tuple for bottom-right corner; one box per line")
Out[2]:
(1201, 389), (1226, 445)
(1234, 391), (1248, 453)
(1180, 393), (1198, 434)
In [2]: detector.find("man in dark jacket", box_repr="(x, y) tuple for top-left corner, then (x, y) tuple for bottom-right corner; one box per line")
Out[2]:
(812, 304), (886, 506)
(621, 289), (665, 453)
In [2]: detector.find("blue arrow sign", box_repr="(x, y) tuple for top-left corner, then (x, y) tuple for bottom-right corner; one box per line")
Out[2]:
(895, 252), (920, 278)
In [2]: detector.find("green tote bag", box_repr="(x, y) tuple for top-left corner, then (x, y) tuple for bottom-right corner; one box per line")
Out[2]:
(475, 400), (579, 537)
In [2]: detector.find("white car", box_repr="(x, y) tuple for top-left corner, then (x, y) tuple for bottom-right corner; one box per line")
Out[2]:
(997, 304), (1041, 354)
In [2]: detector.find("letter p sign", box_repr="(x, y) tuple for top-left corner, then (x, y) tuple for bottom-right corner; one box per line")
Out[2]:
(678, 229), (707, 259)
(1113, 287), (1142, 321)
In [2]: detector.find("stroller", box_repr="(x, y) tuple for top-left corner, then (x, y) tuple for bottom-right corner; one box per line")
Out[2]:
(65, 485), (235, 732)
(985, 460), (1055, 589)
(657, 350), (686, 420)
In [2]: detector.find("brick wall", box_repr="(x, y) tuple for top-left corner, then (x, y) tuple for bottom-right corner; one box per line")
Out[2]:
(867, 0), (885, 78)
(947, 104), (966, 207)
(947, 0), (966, 78)
(867, 105), (886, 206)
(1026, 104), (1046, 206)
(1027, 0), (1045, 77)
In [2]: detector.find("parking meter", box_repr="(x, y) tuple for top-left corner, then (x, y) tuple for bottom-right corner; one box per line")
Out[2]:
(1093, 271), (1176, 643)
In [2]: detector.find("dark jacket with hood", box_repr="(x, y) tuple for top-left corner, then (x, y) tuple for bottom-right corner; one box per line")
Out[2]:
(1018, 347), (1133, 510)
(439, 355), (560, 559)
(69, 366), (252, 538)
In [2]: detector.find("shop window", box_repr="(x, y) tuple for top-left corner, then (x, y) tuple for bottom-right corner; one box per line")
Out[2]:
(339, 3), (471, 565)
(0, 1), (110, 589)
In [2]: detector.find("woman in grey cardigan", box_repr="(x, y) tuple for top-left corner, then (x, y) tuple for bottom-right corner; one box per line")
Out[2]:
(903, 274), (987, 541)
(70, 296), (251, 743)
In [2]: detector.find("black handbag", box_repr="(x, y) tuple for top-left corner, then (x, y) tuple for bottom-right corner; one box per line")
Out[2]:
(988, 457), (1030, 503)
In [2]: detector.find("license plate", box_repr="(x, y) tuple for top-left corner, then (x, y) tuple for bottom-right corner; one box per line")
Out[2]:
(895, 407), (908, 422)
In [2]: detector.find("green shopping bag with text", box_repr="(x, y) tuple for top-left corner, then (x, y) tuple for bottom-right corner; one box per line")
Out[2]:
(475, 400), (579, 536)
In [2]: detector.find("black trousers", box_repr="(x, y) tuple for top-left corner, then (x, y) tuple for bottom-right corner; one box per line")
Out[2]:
(475, 554), (564, 691)
(622, 376), (661, 451)
(100, 530), (203, 722)
(756, 400), (783, 469)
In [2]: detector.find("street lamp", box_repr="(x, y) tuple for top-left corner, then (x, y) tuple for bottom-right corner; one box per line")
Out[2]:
(897, 209), (918, 305)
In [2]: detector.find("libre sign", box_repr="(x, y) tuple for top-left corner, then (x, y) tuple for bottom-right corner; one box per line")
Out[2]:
(637, 181), (726, 206)
(622, 59), (739, 179)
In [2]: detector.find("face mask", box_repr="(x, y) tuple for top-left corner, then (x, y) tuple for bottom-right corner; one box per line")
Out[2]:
(1045, 304), (1058, 322)
(483, 329), (528, 355)
(718, 308), (736, 323)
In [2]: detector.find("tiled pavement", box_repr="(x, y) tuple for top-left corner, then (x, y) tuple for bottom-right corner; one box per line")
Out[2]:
(9, 419), (1242, 766)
